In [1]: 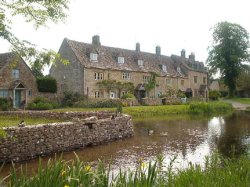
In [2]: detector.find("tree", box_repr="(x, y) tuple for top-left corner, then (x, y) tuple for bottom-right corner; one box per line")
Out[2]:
(0, 0), (69, 73)
(237, 64), (250, 93)
(207, 21), (250, 97)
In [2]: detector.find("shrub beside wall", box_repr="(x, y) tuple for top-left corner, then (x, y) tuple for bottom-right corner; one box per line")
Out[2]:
(37, 76), (57, 93)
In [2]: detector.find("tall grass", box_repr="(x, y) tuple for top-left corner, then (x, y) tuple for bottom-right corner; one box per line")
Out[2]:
(1, 153), (250, 187)
(188, 101), (233, 115)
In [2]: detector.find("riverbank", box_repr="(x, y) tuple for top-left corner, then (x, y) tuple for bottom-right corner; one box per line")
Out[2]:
(1, 153), (249, 187)
(51, 101), (233, 118)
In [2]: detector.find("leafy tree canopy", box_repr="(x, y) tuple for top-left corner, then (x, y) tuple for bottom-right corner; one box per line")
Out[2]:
(207, 21), (250, 97)
(0, 0), (70, 75)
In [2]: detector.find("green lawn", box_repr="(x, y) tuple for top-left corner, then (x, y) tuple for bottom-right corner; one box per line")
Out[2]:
(0, 116), (64, 128)
(231, 98), (250, 105)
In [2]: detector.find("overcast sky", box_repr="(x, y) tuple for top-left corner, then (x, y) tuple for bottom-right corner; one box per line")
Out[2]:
(1, 0), (250, 65)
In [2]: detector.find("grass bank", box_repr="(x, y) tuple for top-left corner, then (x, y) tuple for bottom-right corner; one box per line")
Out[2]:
(230, 98), (250, 105)
(1, 153), (249, 187)
(51, 101), (233, 118)
(0, 116), (64, 128)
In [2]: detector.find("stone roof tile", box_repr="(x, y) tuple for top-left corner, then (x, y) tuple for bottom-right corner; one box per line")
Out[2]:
(66, 39), (178, 76)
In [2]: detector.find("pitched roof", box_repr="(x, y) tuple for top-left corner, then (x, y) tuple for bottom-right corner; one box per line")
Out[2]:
(0, 52), (16, 70)
(171, 55), (207, 73)
(65, 39), (179, 77)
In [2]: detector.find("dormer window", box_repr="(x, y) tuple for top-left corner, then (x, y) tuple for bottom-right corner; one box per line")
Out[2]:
(159, 64), (167, 72)
(118, 57), (124, 64)
(90, 53), (98, 61)
(138, 60), (144, 66)
(177, 67), (182, 74)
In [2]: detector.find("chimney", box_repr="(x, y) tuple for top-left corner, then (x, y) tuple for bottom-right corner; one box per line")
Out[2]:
(92, 35), (101, 46)
(156, 45), (161, 56)
(181, 49), (186, 58)
(136, 42), (140, 52)
(189, 52), (195, 61)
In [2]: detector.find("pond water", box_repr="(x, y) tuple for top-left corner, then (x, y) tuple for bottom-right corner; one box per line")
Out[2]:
(1, 111), (250, 175)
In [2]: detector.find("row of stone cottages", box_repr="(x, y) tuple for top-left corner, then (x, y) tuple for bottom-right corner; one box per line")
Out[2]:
(0, 35), (209, 108)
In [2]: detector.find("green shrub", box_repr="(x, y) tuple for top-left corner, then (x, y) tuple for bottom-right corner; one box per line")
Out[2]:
(121, 93), (135, 99)
(209, 90), (221, 100)
(62, 91), (85, 107)
(27, 97), (58, 110)
(75, 99), (122, 108)
(0, 98), (11, 111)
(36, 76), (57, 93)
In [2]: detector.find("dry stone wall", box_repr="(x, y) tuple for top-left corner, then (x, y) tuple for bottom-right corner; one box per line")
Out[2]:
(0, 112), (133, 163)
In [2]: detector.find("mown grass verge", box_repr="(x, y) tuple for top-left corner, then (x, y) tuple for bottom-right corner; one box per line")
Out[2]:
(1, 153), (250, 187)
(51, 101), (233, 118)
(0, 116), (64, 128)
(230, 98), (250, 105)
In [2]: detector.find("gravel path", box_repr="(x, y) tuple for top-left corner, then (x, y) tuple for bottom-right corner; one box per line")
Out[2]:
(224, 100), (250, 110)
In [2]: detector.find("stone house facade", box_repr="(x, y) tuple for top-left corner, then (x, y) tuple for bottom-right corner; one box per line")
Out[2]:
(50, 36), (208, 99)
(0, 53), (38, 108)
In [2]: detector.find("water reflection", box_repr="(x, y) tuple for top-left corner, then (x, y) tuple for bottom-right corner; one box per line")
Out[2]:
(1, 111), (250, 176)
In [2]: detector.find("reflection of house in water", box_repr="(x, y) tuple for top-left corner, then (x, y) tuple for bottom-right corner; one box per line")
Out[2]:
(50, 35), (208, 99)
(0, 53), (38, 108)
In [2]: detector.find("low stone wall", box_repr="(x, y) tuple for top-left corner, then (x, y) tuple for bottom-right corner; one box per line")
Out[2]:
(141, 98), (163, 106)
(0, 112), (133, 163)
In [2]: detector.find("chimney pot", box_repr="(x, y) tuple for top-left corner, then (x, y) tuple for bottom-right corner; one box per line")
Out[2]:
(136, 42), (140, 52)
(181, 49), (186, 58)
(189, 52), (195, 61)
(156, 46), (161, 56)
(92, 35), (101, 46)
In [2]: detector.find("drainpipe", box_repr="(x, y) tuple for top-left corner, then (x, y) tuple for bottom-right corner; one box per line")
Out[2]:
(13, 89), (15, 108)
(83, 67), (86, 96)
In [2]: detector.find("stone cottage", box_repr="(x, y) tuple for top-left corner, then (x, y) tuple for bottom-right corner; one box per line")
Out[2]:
(50, 35), (208, 99)
(0, 52), (38, 108)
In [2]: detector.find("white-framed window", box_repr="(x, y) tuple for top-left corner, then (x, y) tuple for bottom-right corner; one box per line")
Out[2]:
(181, 79), (184, 86)
(203, 77), (206, 84)
(122, 72), (131, 80)
(12, 69), (20, 79)
(94, 72), (104, 80)
(118, 57), (125, 64)
(0, 90), (8, 98)
(138, 60), (144, 66)
(95, 91), (100, 98)
(194, 76), (198, 84)
(177, 67), (182, 74)
(166, 78), (172, 85)
(90, 53), (98, 61)
(28, 90), (32, 96)
(110, 92), (116, 99)
(143, 75), (150, 82)
(160, 65), (167, 72)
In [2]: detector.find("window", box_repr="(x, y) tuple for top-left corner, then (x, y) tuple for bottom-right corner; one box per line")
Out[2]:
(0, 90), (8, 98)
(94, 72), (104, 80)
(203, 77), (206, 84)
(181, 79), (184, 86)
(177, 67), (182, 74)
(95, 91), (100, 98)
(110, 92), (116, 99)
(166, 78), (172, 85)
(138, 60), (144, 66)
(118, 57), (125, 64)
(143, 75), (150, 82)
(90, 53), (98, 61)
(160, 64), (167, 72)
(194, 76), (198, 84)
(122, 72), (131, 80)
(12, 69), (19, 79)
(28, 90), (32, 96)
